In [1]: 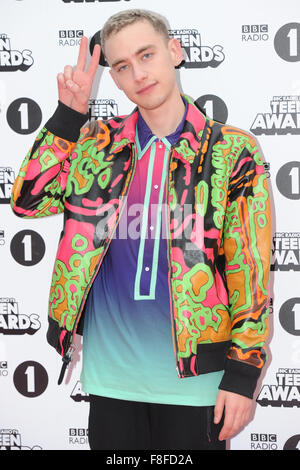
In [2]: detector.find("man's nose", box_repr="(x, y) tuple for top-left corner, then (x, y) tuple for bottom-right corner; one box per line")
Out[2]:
(132, 63), (147, 82)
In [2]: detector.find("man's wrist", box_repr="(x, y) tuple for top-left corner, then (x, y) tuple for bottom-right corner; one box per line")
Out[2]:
(69, 100), (89, 115)
(218, 357), (261, 399)
(45, 100), (89, 142)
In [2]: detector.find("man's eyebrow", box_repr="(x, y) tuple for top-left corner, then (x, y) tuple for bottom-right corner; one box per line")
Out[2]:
(111, 44), (156, 68)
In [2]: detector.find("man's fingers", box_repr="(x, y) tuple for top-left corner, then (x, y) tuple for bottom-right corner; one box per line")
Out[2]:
(218, 406), (251, 441)
(86, 43), (101, 78)
(65, 81), (88, 113)
(215, 390), (252, 441)
(76, 36), (88, 71)
(64, 64), (73, 82)
(57, 73), (66, 89)
(218, 410), (240, 441)
(59, 37), (99, 113)
(65, 80), (80, 94)
(214, 391), (225, 424)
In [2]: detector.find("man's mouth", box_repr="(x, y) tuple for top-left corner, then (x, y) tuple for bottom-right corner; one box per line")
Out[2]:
(136, 82), (157, 95)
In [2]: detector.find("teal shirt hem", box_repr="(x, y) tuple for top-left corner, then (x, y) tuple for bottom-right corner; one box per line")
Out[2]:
(80, 370), (224, 407)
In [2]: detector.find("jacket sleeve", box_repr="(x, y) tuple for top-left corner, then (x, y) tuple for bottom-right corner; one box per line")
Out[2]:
(10, 101), (88, 218)
(218, 134), (272, 399)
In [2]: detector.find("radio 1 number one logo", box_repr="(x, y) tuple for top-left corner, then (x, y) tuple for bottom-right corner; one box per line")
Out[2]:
(6, 98), (42, 134)
(279, 298), (300, 336)
(274, 23), (300, 62)
(276, 161), (300, 200)
(195, 95), (228, 123)
(13, 361), (48, 397)
(10, 230), (45, 266)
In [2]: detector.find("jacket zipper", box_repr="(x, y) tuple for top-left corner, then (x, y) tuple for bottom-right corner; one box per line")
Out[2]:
(165, 149), (182, 378)
(58, 144), (138, 383)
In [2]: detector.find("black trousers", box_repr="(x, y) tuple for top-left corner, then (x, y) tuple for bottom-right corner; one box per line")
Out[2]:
(88, 395), (226, 450)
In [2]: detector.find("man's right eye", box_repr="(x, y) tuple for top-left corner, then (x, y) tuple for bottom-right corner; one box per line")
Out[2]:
(118, 64), (128, 72)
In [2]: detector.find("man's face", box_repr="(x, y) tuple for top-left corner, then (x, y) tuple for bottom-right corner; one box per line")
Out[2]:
(104, 20), (183, 112)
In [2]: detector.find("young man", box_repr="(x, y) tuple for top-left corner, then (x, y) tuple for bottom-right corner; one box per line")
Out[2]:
(11, 9), (272, 450)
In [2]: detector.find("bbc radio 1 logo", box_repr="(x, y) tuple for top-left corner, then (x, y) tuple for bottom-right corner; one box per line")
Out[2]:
(195, 95), (228, 124)
(250, 95), (300, 135)
(271, 232), (300, 271)
(58, 30), (83, 47)
(284, 435), (300, 450)
(279, 298), (300, 337)
(13, 361), (48, 398)
(264, 162), (271, 178)
(250, 433), (277, 450)
(0, 361), (8, 377)
(0, 298), (41, 335)
(88, 98), (119, 120)
(0, 230), (5, 246)
(256, 368), (300, 407)
(1, 358), (48, 398)
(6, 98), (42, 135)
(241, 24), (269, 42)
(0, 34), (33, 72)
(274, 23), (300, 62)
(10, 229), (46, 266)
(276, 162), (300, 200)
(69, 428), (88, 446)
(0, 429), (42, 450)
(168, 29), (225, 68)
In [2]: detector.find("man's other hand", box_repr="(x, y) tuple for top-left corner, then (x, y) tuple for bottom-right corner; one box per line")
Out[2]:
(214, 389), (252, 441)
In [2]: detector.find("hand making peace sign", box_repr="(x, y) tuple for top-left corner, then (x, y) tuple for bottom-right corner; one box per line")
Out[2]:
(57, 36), (101, 115)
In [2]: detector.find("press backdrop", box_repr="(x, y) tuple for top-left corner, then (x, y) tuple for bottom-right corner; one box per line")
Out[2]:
(1, 0), (300, 451)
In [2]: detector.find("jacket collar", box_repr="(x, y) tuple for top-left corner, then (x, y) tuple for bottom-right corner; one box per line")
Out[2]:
(110, 94), (207, 164)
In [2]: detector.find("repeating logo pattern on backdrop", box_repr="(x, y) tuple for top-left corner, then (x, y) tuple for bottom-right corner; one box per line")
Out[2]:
(195, 95), (228, 123)
(168, 29), (225, 68)
(88, 98), (119, 120)
(283, 435), (300, 450)
(0, 429), (42, 450)
(279, 298), (300, 336)
(274, 23), (300, 62)
(241, 24), (269, 42)
(250, 433), (277, 450)
(68, 428), (88, 446)
(250, 95), (300, 135)
(58, 30), (83, 47)
(276, 162), (300, 200)
(0, 34), (33, 71)
(0, 361), (8, 377)
(13, 361), (48, 398)
(6, 98), (42, 135)
(257, 368), (300, 407)
(2, 4), (300, 451)
(0, 298), (41, 335)
(271, 232), (300, 271)
(10, 230), (46, 266)
(0, 167), (15, 203)
(0, 230), (5, 246)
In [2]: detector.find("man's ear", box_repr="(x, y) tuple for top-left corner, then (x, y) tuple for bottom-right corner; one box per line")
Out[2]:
(109, 69), (122, 90)
(168, 37), (183, 67)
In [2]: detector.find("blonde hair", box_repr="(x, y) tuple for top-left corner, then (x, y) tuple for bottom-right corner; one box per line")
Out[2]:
(100, 9), (169, 54)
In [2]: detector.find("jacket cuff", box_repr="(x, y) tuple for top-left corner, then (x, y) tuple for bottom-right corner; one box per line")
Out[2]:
(218, 357), (262, 399)
(45, 101), (89, 142)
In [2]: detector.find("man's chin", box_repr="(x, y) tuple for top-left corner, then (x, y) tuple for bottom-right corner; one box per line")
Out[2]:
(133, 95), (167, 112)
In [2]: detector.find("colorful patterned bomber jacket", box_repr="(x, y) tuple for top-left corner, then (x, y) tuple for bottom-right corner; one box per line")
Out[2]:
(11, 95), (272, 398)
